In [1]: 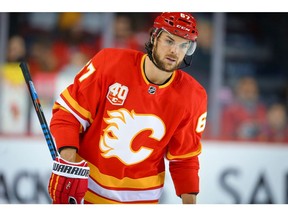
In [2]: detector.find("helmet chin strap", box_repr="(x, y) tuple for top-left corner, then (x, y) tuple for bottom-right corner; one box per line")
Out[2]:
(179, 55), (194, 69)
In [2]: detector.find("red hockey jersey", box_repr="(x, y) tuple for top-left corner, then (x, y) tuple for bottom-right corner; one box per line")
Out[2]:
(50, 48), (208, 204)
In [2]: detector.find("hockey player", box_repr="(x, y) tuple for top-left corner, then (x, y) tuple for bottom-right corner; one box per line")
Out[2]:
(48, 12), (208, 204)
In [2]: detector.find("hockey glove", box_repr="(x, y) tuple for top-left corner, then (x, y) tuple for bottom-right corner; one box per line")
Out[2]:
(48, 156), (90, 204)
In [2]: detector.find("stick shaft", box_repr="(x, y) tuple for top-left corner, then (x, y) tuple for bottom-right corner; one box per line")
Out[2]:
(19, 62), (58, 160)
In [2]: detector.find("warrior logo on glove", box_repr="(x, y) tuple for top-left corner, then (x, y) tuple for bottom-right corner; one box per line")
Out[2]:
(48, 156), (90, 204)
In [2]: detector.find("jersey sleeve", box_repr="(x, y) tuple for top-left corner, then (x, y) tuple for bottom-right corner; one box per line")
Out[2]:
(167, 88), (208, 196)
(50, 49), (106, 151)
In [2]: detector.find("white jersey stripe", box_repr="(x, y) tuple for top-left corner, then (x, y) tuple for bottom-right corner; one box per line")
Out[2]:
(57, 97), (90, 131)
(88, 177), (163, 202)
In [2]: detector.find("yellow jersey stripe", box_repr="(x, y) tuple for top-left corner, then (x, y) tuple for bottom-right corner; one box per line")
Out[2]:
(166, 142), (202, 160)
(62, 89), (93, 123)
(88, 177), (163, 202)
(77, 155), (165, 189)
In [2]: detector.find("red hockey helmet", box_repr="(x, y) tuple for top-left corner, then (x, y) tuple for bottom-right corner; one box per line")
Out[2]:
(153, 12), (198, 42)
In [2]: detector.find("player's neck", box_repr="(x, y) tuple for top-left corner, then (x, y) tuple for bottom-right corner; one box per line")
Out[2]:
(144, 56), (173, 85)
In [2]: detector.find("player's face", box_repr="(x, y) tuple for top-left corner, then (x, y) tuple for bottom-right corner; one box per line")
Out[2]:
(152, 31), (190, 72)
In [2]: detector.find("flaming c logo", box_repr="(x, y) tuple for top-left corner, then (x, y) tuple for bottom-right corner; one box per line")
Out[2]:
(99, 109), (166, 165)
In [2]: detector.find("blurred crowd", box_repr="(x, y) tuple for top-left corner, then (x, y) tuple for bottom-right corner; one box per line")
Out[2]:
(218, 76), (288, 143)
(0, 12), (287, 144)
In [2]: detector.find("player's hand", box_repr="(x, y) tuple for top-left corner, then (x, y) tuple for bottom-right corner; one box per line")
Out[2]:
(48, 156), (90, 204)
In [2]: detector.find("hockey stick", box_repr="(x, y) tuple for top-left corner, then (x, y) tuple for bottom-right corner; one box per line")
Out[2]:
(19, 62), (59, 160)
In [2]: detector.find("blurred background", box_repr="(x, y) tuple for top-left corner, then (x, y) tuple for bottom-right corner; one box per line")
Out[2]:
(0, 12), (287, 204)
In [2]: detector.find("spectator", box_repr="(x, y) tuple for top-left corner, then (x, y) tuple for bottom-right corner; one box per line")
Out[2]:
(52, 12), (96, 71)
(0, 35), (29, 134)
(6, 35), (26, 62)
(95, 13), (143, 51)
(220, 76), (267, 141)
(54, 50), (89, 98)
(259, 103), (288, 143)
(27, 37), (60, 75)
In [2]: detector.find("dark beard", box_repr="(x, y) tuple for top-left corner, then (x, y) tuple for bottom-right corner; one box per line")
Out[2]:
(152, 50), (183, 72)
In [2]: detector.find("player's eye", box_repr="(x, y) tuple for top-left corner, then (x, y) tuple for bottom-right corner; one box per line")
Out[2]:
(165, 39), (174, 46)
